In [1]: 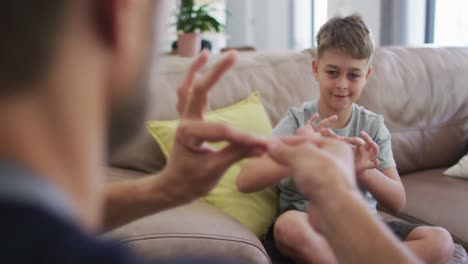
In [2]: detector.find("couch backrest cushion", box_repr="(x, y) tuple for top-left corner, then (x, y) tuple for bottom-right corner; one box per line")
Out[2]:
(357, 47), (468, 174)
(109, 51), (317, 173)
(110, 47), (468, 175)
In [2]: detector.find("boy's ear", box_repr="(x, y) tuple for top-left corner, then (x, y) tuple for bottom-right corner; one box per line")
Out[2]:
(312, 60), (319, 80)
(365, 66), (372, 80)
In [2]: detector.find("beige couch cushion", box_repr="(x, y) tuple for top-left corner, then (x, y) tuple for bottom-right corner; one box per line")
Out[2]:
(357, 47), (468, 174)
(397, 168), (468, 248)
(109, 50), (318, 173)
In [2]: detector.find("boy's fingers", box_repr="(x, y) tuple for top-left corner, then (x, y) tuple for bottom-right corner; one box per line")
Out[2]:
(321, 128), (341, 139)
(314, 115), (338, 131)
(345, 137), (365, 147)
(307, 113), (319, 127)
(359, 131), (375, 146)
(183, 52), (237, 119)
(296, 127), (321, 140)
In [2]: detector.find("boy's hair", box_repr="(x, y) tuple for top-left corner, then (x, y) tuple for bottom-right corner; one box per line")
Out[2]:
(316, 14), (374, 61)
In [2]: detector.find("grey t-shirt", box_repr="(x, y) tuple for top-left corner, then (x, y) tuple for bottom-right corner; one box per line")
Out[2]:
(272, 100), (396, 214)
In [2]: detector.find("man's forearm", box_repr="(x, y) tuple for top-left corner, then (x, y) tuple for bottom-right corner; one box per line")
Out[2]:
(103, 172), (184, 231)
(311, 187), (421, 264)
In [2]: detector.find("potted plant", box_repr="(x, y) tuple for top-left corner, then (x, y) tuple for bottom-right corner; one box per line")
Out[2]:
(176, 0), (224, 57)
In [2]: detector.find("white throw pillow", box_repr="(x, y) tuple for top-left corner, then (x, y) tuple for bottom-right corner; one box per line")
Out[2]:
(444, 154), (468, 179)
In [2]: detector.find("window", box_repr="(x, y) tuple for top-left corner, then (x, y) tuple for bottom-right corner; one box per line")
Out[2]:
(427, 0), (468, 46)
(291, 0), (328, 50)
(163, 0), (226, 52)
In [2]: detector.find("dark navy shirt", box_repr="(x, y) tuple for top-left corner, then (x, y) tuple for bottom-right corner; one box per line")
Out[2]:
(0, 161), (240, 264)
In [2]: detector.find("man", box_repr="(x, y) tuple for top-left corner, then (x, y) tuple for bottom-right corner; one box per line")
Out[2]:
(0, 1), (421, 263)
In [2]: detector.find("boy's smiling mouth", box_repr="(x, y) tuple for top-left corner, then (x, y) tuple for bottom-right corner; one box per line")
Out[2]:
(331, 93), (350, 98)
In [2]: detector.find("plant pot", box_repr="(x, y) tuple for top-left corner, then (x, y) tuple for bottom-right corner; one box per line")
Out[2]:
(177, 33), (201, 57)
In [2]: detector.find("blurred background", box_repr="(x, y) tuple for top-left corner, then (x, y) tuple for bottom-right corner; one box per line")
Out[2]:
(163, 0), (468, 53)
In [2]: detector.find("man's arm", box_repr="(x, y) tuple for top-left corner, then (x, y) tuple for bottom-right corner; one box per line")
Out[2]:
(267, 136), (421, 264)
(311, 186), (418, 264)
(104, 171), (177, 231)
(103, 51), (268, 231)
(236, 114), (341, 193)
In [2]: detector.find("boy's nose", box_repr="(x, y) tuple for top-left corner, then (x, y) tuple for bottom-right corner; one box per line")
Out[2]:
(336, 76), (348, 90)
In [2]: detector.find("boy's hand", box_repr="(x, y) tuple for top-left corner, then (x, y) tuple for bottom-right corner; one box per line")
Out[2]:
(306, 113), (338, 136)
(161, 51), (268, 203)
(354, 131), (380, 176)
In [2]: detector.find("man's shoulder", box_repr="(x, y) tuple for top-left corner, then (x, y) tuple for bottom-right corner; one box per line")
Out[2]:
(0, 201), (137, 264)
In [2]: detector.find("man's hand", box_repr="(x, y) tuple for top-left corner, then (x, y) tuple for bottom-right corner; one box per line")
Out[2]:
(267, 132), (356, 201)
(161, 51), (268, 203)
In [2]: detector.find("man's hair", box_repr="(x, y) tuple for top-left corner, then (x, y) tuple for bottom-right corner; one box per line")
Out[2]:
(316, 14), (374, 61)
(0, 2), (69, 96)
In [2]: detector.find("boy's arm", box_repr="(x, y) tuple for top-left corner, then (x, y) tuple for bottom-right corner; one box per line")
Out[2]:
(268, 137), (421, 264)
(358, 167), (405, 212)
(236, 154), (290, 193)
(357, 131), (405, 212)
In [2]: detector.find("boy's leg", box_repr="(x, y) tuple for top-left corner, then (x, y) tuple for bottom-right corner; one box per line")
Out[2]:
(273, 210), (337, 264)
(402, 225), (454, 264)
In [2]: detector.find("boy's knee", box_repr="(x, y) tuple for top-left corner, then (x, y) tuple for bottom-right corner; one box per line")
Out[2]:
(429, 227), (454, 260)
(273, 211), (309, 248)
(416, 226), (454, 263)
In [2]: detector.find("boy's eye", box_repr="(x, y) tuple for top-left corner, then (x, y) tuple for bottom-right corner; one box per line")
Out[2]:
(348, 73), (360, 80)
(326, 70), (338, 76)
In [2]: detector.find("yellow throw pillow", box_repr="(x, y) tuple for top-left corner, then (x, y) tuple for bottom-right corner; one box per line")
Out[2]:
(146, 92), (278, 237)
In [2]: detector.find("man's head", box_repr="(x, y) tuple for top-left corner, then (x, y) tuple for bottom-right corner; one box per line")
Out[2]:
(312, 14), (373, 113)
(0, 0), (166, 154)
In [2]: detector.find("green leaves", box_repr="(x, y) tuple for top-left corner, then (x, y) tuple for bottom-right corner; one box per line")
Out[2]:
(176, 1), (225, 33)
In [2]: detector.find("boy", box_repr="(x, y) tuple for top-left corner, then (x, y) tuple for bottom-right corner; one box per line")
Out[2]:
(236, 14), (454, 264)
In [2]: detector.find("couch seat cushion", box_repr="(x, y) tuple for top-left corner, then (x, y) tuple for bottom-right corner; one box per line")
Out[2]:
(106, 200), (270, 264)
(398, 169), (468, 248)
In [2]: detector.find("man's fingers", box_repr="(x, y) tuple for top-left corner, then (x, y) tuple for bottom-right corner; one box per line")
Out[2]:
(176, 51), (209, 115)
(267, 141), (301, 167)
(177, 121), (268, 149)
(214, 143), (269, 171)
(278, 135), (313, 146)
(183, 52), (237, 119)
(314, 115), (338, 131)
(374, 159), (380, 168)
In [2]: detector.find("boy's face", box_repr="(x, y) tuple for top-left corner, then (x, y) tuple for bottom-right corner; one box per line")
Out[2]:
(313, 48), (372, 113)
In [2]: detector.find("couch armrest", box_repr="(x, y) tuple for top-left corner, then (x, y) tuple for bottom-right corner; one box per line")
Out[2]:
(105, 199), (270, 264)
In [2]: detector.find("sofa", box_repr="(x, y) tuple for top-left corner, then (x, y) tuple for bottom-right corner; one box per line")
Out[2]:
(107, 46), (468, 263)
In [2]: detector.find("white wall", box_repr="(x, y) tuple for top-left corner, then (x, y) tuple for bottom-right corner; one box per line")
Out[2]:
(326, 0), (381, 46)
(226, 0), (292, 51)
(227, 0), (429, 50)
